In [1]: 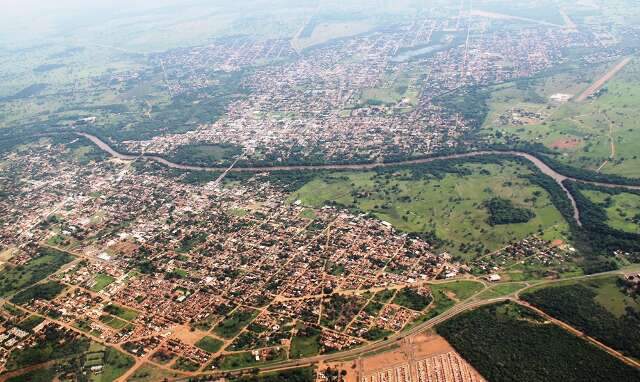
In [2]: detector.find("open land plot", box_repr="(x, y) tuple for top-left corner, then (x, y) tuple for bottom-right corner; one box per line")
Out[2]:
(215, 348), (288, 371)
(290, 160), (569, 260)
(126, 363), (185, 382)
(290, 324), (322, 359)
(213, 308), (259, 339)
(581, 189), (640, 233)
(91, 273), (116, 292)
(103, 304), (139, 322)
(293, 19), (375, 51)
(195, 336), (224, 354)
(521, 275), (640, 359)
(482, 59), (640, 178)
(476, 283), (528, 299)
(0, 247), (73, 297)
(405, 281), (486, 329)
(437, 301), (640, 382)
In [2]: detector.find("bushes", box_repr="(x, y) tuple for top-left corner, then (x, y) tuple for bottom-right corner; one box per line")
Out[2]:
(392, 287), (432, 311)
(10, 281), (65, 305)
(484, 197), (535, 225)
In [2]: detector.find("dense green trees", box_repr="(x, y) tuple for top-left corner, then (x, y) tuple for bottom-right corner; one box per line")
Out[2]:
(522, 282), (640, 359)
(484, 197), (535, 225)
(437, 302), (640, 382)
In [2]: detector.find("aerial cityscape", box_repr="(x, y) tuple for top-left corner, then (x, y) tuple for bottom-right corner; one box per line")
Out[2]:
(0, 1), (639, 381)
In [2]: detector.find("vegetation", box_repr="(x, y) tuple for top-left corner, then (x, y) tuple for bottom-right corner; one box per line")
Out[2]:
(522, 277), (640, 359)
(437, 302), (640, 381)
(392, 287), (432, 311)
(91, 273), (115, 292)
(213, 308), (259, 339)
(171, 357), (200, 372)
(127, 363), (184, 382)
(11, 281), (65, 305)
(216, 348), (287, 370)
(168, 143), (243, 167)
(320, 294), (366, 329)
(0, 247), (73, 297)
(291, 158), (568, 260)
(567, 182), (640, 256)
(290, 325), (321, 359)
(484, 197), (535, 225)
(5, 326), (90, 371)
(103, 304), (139, 321)
(195, 336), (224, 353)
(230, 366), (315, 382)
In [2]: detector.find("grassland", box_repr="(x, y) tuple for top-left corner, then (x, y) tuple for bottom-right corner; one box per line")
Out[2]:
(290, 160), (569, 260)
(405, 280), (486, 330)
(217, 348), (287, 371)
(213, 308), (259, 339)
(477, 282), (528, 299)
(482, 59), (640, 178)
(0, 247), (73, 297)
(195, 336), (224, 354)
(103, 304), (139, 322)
(91, 273), (116, 292)
(289, 325), (321, 359)
(126, 363), (185, 382)
(582, 189), (640, 233)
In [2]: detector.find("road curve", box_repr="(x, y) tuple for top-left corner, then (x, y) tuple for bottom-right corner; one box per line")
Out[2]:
(78, 132), (640, 227)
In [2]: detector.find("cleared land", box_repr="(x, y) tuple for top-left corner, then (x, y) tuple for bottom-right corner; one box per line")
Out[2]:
(290, 161), (569, 260)
(483, 59), (640, 178)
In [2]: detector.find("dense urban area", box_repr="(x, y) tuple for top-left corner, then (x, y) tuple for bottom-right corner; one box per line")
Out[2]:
(1, 1), (640, 381)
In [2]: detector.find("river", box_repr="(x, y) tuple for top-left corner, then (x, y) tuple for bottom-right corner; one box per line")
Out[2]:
(77, 132), (640, 227)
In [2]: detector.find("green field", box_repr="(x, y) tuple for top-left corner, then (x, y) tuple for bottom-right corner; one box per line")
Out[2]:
(213, 308), (259, 339)
(522, 276), (640, 359)
(91, 273), (116, 292)
(482, 59), (640, 178)
(10, 281), (66, 305)
(582, 189), (640, 233)
(171, 357), (200, 372)
(477, 283), (528, 299)
(99, 315), (129, 330)
(217, 348), (287, 370)
(103, 304), (139, 322)
(289, 325), (321, 359)
(290, 160), (569, 260)
(126, 363), (185, 382)
(195, 336), (224, 354)
(392, 287), (432, 311)
(437, 301), (640, 381)
(431, 280), (486, 301)
(87, 345), (135, 382)
(0, 247), (73, 297)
